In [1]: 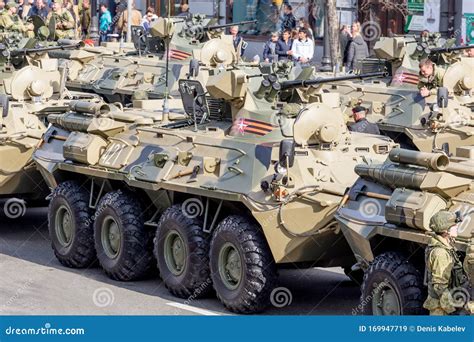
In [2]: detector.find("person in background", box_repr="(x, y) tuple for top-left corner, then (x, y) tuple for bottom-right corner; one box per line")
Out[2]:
(0, 2), (34, 36)
(79, 0), (90, 38)
(141, 8), (155, 33)
(348, 106), (380, 135)
(46, 0), (75, 39)
(464, 46), (474, 57)
(177, 1), (190, 18)
(291, 27), (314, 65)
(280, 3), (295, 31)
(0, 1), (5, 11)
(142, 6), (157, 23)
(345, 21), (368, 72)
(21, 0), (33, 19)
(28, 0), (49, 21)
(275, 29), (293, 61)
(229, 25), (246, 57)
(263, 32), (279, 63)
(297, 17), (313, 40)
(116, 0), (141, 37)
(339, 24), (351, 66)
(99, 2), (111, 43)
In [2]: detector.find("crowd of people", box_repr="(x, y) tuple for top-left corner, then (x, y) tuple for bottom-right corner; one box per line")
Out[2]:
(259, 3), (369, 70)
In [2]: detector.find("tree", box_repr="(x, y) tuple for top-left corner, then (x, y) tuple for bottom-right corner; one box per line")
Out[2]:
(326, 0), (341, 68)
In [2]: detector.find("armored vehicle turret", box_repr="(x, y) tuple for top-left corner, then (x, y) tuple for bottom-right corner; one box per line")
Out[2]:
(33, 68), (397, 313)
(335, 148), (473, 315)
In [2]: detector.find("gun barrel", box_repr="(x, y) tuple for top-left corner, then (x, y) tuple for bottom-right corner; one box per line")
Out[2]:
(280, 71), (387, 90)
(10, 42), (84, 57)
(388, 148), (450, 171)
(206, 20), (257, 31)
(47, 113), (93, 133)
(355, 164), (427, 189)
(428, 45), (473, 54)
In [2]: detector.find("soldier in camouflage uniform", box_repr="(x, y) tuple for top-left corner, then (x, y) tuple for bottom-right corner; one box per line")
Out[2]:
(0, 2), (34, 37)
(424, 211), (470, 315)
(418, 58), (446, 98)
(46, 0), (74, 39)
(464, 230), (473, 314)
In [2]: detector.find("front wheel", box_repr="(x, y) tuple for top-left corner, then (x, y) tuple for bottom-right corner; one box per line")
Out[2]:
(210, 215), (277, 314)
(360, 252), (425, 315)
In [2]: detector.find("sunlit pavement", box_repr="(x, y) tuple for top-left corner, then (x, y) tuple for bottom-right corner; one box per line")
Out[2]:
(0, 206), (359, 315)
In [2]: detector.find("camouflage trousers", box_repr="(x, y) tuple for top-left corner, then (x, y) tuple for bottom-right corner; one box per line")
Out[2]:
(56, 29), (74, 40)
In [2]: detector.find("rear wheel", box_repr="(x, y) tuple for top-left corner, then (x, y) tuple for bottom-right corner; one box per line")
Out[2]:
(155, 205), (212, 298)
(48, 181), (96, 268)
(360, 252), (425, 315)
(210, 215), (277, 314)
(94, 190), (154, 281)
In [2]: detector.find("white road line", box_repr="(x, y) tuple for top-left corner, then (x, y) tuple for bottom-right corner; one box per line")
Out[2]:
(166, 302), (221, 316)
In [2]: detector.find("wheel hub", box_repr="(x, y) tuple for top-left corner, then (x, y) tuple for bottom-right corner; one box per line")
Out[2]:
(164, 230), (186, 275)
(373, 282), (401, 315)
(55, 205), (73, 247)
(219, 243), (242, 290)
(101, 216), (121, 259)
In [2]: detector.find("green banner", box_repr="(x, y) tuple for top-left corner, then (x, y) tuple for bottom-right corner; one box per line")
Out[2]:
(466, 14), (474, 44)
(408, 0), (424, 12)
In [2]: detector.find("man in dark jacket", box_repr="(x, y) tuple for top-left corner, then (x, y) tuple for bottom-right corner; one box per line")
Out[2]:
(275, 29), (293, 61)
(348, 106), (380, 135)
(263, 32), (279, 62)
(280, 4), (295, 32)
(345, 22), (368, 72)
(28, 0), (49, 21)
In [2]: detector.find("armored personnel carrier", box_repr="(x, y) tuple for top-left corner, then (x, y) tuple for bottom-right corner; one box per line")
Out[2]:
(335, 148), (473, 315)
(61, 16), (256, 103)
(0, 44), (101, 202)
(33, 68), (397, 313)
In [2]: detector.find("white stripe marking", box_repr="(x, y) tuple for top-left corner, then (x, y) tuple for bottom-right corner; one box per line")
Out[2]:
(166, 302), (220, 316)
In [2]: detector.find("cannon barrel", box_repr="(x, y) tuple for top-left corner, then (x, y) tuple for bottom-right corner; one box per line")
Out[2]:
(388, 148), (450, 171)
(355, 164), (427, 189)
(68, 101), (111, 115)
(279, 71), (387, 90)
(9, 42), (84, 57)
(205, 20), (257, 31)
(428, 45), (472, 55)
(47, 113), (93, 133)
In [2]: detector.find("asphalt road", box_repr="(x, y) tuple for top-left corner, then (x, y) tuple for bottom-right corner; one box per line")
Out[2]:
(0, 205), (360, 316)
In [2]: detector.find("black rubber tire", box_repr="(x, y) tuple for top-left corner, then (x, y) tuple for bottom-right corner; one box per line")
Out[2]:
(344, 266), (364, 286)
(94, 190), (154, 281)
(48, 181), (96, 268)
(360, 251), (426, 315)
(154, 205), (212, 299)
(210, 215), (277, 314)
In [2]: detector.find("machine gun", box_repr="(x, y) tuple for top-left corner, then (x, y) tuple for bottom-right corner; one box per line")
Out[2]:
(183, 19), (257, 40)
(7, 41), (84, 58)
(428, 45), (473, 55)
(279, 72), (388, 90)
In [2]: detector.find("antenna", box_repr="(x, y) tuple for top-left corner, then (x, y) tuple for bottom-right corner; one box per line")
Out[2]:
(162, 0), (172, 123)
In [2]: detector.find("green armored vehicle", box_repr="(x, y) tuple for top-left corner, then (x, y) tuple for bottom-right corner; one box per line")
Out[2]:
(0, 43), (101, 202)
(63, 16), (256, 103)
(336, 148), (473, 315)
(33, 67), (397, 313)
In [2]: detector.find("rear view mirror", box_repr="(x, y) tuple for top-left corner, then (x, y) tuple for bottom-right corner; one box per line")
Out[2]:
(279, 139), (295, 168)
(0, 94), (9, 118)
(437, 87), (448, 108)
